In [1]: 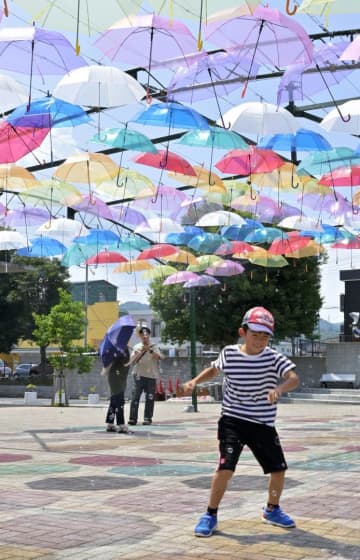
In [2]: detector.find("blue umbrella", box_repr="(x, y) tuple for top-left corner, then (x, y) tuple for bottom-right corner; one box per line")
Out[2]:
(258, 128), (332, 154)
(7, 96), (90, 128)
(100, 315), (136, 367)
(74, 228), (121, 246)
(17, 236), (66, 257)
(187, 232), (225, 253)
(298, 147), (360, 177)
(131, 101), (209, 130)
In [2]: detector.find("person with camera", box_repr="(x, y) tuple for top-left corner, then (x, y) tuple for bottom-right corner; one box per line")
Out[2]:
(128, 324), (163, 426)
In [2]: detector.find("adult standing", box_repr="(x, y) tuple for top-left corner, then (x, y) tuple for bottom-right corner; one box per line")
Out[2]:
(102, 347), (131, 434)
(128, 325), (163, 426)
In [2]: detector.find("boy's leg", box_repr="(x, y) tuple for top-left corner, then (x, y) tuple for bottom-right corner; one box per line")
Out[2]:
(143, 377), (156, 423)
(129, 377), (143, 424)
(268, 470), (285, 505)
(209, 469), (234, 508)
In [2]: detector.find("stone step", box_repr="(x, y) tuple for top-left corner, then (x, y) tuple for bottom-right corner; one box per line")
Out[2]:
(283, 391), (360, 405)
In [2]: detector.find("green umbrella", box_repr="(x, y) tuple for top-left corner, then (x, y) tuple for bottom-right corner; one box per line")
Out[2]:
(177, 126), (248, 150)
(91, 126), (158, 153)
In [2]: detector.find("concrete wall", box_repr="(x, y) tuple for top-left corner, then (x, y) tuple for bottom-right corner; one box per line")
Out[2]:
(326, 343), (360, 386)
(0, 352), (327, 399)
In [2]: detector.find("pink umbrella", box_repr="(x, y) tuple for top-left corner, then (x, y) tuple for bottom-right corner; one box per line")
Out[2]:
(319, 165), (360, 187)
(0, 122), (49, 164)
(340, 35), (360, 61)
(206, 260), (245, 276)
(163, 271), (199, 285)
(216, 147), (284, 175)
(133, 150), (196, 176)
(86, 251), (128, 265)
(137, 244), (179, 260)
(215, 240), (254, 256)
(268, 232), (311, 255)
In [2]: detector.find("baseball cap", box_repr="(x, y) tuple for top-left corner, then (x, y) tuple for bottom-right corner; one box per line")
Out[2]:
(241, 306), (274, 335)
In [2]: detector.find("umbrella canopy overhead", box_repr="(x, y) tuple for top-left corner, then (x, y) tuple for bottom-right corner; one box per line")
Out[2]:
(0, 164), (39, 191)
(133, 150), (196, 176)
(86, 250), (128, 265)
(184, 274), (221, 288)
(0, 122), (49, 164)
(91, 126), (157, 153)
(54, 152), (119, 185)
(259, 128), (332, 154)
(7, 96), (90, 129)
(17, 236), (66, 257)
(132, 101), (210, 130)
(320, 100), (360, 134)
(220, 101), (299, 137)
(0, 73), (28, 113)
(216, 146), (284, 175)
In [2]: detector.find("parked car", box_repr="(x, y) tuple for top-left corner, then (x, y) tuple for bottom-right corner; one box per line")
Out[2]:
(29, 361), (54, 375)
(0, 359), (12, 378)
(13, 363), (37, 379)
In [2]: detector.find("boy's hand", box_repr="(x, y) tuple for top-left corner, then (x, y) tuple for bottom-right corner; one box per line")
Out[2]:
(267, 388), (281, 404)
(183, 380), (196, 395)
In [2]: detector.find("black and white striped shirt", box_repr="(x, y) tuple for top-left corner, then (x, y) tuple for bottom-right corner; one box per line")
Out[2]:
(212, 345), (296, 427)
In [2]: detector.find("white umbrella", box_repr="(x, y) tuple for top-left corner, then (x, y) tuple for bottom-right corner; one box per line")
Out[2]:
(277, 215), (324, 232)
(0, 74), (28, 113)
(320, 100), (360, 134)
(134, 217), (184, 243)
(53, 64), (146, 108)
(0, 230), (28, 250)
(195, 210), (246, 227)
(37, 217), (87, 243)
(219, 101), (299, 137)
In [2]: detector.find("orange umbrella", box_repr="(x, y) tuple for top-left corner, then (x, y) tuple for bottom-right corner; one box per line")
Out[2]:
(114, 260), (153, 273)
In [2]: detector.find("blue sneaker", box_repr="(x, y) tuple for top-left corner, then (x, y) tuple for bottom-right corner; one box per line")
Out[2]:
(194, 513), (218, 537)
(262, 506), (296, 528)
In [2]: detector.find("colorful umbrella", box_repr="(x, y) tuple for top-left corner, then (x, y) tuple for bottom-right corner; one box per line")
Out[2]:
(298, 0), (359, 20)
(205, 6), (313, 96)
(86, 251), (128, 265)
(17, 236), (66, 257)
(248, 248), (288, 268)
(162, 249), (198, 265)
(188, 233), (226, 253)
(111, 205), (149, 229)
(319, 165), (360, 187)
(215, 146), (284, 175)
(285, 240), (325, 259)
(132, 101), (209, 130)
(298, 148), (360, 177)
(91, 126), (157, 154)
(340, 35), (360, 62)
(142, 264), (178, 280)
(187, 255), (223, 272)
(37, 218), (86, 244)
(20, 179), (82, 207)
(114, 260), (154, 273)
(195, 210), (246, 227)
(133, 184), (191, 219)
(61, 243), (100, 267)
(0, 164), (39, 191)
(133, 150), (196, 176)
(215, 240), (254, 256)
(184, 274), (221, 288)
(137, 244), (179, 261)
(7, 96), (90, 129)
(4, 206), (50, 229)
(178, 126), (248, 151)
(99, 314), (136, 367)
(74, 228), (121, 247)
(259, 128), (332, 154)
(70, 194), (114, 221)
(320, 100), (360, 134)
(206, 260), (245, 276)
(0, 122), (49, 164)
(54, 152), (119, 186)
(268, 233), (311, 255)
(163, 271), (199, 285)
(168, 164), (226, 193)
(0, 26), (87, 105)
(95, 171), (156, 201)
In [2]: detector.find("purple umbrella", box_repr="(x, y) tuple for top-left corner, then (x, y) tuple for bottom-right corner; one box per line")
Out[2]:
(132, 184), (191, 220)
(277, 41), (354, 121)
(163, 271), (200, 285)
(0, 26), (87, 106)
(206, 260), (245, 277)
(111, 204), (150, 229)
(99, 315), (136, 367)
(70, 195), (114, 221)
(340, 35), (360, 62)
(205, 6), (313, 97)
(184, 274), (221, 288)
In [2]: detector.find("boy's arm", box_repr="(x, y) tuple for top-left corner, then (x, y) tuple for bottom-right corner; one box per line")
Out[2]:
(268, 370), (299, 404)
(183, 365), (220, 395)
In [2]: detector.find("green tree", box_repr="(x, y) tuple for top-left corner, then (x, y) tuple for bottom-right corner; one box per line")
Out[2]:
(148, 257), (323, 347)
(32, 289), (94, 405)
(0, 256), (70, 353)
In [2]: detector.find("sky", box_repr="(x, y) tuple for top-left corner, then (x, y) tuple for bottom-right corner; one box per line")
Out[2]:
(1, 1), (359, 325)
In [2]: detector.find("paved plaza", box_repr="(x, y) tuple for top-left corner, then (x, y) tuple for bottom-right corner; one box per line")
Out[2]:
(0, 398), (359, 560)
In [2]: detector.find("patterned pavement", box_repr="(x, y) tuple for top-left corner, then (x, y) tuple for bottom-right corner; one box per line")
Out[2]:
(0, 399), (359, 560)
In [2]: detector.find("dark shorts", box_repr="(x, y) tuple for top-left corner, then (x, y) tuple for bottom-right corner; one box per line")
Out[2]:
(217, 415), (288, 475)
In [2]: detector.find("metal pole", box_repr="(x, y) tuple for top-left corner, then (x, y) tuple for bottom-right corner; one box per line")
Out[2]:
(189, 288), (198, 412)
(84, 264), (88, 348)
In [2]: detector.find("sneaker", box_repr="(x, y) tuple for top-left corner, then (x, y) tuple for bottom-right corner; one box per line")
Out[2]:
(262, 506), (296, 528)
(143, 419), (152, 425)
(106, 425), (117, 433)
(194, 513), (218, 537)
(118, 424), (131, 434)
(128, 420), (137, 426)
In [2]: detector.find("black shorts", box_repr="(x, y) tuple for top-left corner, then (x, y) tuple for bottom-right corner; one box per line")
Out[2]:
(217, 415), (287, 475)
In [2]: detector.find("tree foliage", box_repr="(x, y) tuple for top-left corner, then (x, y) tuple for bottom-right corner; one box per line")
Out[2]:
(0, 256), (69, 352)
(148, 258), (323, 347)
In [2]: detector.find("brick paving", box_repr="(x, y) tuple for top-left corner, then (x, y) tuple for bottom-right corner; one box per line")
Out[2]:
(0, 398), (359, 559)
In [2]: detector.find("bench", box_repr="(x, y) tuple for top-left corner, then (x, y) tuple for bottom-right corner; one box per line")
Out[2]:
(320, 373), (356, 389)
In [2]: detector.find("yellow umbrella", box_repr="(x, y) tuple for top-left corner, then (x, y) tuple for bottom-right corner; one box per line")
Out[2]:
(0, 164), (40, 192)
(168, 165), (226, 193)
(252, 162), (305, 191)
(162, 249), (197, 265)
(285, 240), (326, 258)
(54, 152), (119, 185)
(249, 248), (288, 268)
(203, 180), (249, 205)
(95, 170), (156, 200)
(20, 179), (83, 206)
(187, 255), (223, 272)
(114, 260), (153, 273)
(142, 264), (178, 280)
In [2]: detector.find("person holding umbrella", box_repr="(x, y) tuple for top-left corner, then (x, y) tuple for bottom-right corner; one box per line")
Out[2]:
(102, 348), (131, 433)
(128, 323), (163, 426)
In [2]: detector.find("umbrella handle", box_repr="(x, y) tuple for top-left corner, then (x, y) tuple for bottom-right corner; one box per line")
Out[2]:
(315, 64), (351, 123)
(285, 0), (298, 15)
(3, 0), (8, 16)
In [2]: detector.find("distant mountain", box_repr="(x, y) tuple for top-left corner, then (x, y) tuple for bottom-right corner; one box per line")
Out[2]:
(319, 318), (341, 339)
(121, 301), (150, 311)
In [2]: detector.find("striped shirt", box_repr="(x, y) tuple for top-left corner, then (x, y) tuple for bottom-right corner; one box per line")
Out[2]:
(212, 345), (296, 427)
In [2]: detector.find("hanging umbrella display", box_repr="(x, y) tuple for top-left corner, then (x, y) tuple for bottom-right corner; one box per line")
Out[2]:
(178, 126), (248, 151)
(168, 164), (226, 193)
(61, 243), (101, 267)
(298, 147), (360, 177)
(37, 217), (86, 243)
(74, 228), (121, 247)
(17, 236), (66, 257)
(184, 274), (221, 288)
(0, 122), (49, 164)
(248, 247), (289, 268)
(162, 249), (198, 265)
(195, 210), (246, 227)
(91, 126), (157, 154)
(163, 271), (200, 285)
(244, 226), (285, 243)
(70, 194), (114, 221)
(142, 264), (178, 280)
(0, 73), (28, 113)
(188, 232), (226, 253)
(94, 14), (197, 98)
(20, 179), (82, 207)
(206, 260), (245, 276)
(53, 65), (146, 109)
(114, 260), (154, 274)
(259, 128), (332, 155)
(7, 96), (90, 129)
(54, 152), (119, 188)
(4, 206), (50, 229)
(111, 204), (149, 229)
(133, 184), (191, 219)
(137, 244), (179, 261)
(320, 100), (360, 134)
(96, 170), (156, 201)
(277, 215), (324, 231)
(298, 0), (359, 20)
(340, 35), (360, 62)
(187, 254), (224, 272)
(268, 232), (312, 255)
(15, 0), (142, 54)
(277, 41), (355, 115)
(216, 146), (284, 175)
(133, 150), (196, 176)
(0, 230), (27, 250)
(0, 25), (87, 105)
(220, 101), (298, 137)
(86, 250), (128, 265)
(134, 217), (185, 243)
(319, 165), (360, 188)
(205, 6), (313, 96)
(132, 101), (210, 130)
(285, 240), (325, 259)
(0, 164), (39, 191)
